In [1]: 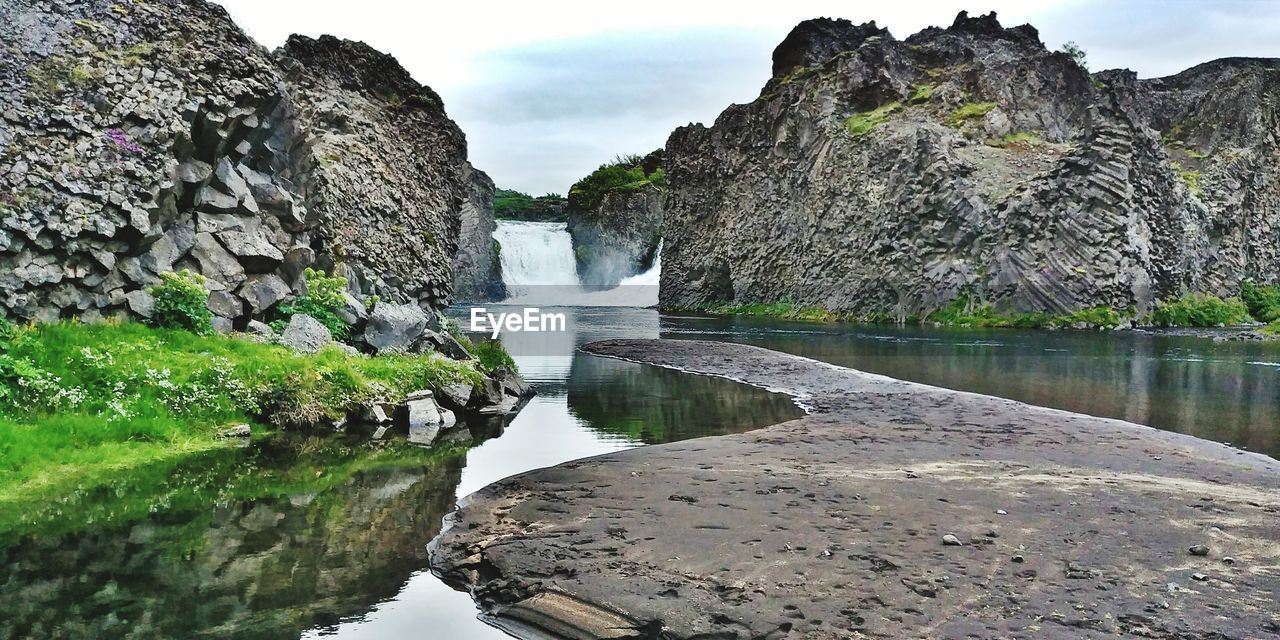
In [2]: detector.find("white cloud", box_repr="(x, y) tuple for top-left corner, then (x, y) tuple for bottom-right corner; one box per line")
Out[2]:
(212, 0), (1277, 193)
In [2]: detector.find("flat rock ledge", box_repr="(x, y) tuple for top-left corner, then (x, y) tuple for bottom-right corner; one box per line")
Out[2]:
(431, 339), (1280, 640)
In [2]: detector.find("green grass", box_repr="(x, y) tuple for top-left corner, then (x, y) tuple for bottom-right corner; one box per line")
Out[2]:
(706, 301), (847, 323)
(844, 102), (901, 138)
(986, 131), (1042, 148)
(1147, 293), (1251, 327)
(694, 298), (1131, 330)
(945, 101), (998, 127)
(471, 339), (517, 372)
(0, 320), (484, 539)
(1242, 280), (1280, 323)
(908, 84), (934, 104)
(1174, 162), (1203, 195)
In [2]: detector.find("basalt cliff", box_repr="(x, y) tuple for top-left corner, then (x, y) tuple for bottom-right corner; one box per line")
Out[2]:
(566, 150), (664, 287)
(660, 12), (1280, 317)
(0, 0), (501, 326)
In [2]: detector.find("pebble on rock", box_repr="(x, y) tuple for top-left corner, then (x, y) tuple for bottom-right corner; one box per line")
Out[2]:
(1188, 544), (1210, 557)
(941, 534), (962, 546)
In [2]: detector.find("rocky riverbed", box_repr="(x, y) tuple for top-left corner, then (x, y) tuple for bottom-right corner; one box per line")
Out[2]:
(432, 339), (1280, 640)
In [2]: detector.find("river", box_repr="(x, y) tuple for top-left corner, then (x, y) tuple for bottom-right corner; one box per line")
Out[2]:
(2, 221), (1277, 639)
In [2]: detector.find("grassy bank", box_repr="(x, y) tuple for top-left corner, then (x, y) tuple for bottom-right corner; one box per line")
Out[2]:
(0, 320), (487, 539)
(691, 285), (1280, 331)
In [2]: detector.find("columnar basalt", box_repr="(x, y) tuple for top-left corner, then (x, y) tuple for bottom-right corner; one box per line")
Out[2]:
(0, 0), (492, 327)
(660, 12), (1280, 317)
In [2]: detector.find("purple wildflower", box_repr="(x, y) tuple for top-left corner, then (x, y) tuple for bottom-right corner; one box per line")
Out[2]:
(104, 128), (143, 154)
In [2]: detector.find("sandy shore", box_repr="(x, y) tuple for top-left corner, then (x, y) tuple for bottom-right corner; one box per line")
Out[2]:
(431, 339), (1280, 639)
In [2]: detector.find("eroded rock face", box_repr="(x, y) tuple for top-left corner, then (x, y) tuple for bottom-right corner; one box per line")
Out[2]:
(0, 0), (488, 326)
(567, 187), (663, 287)
(661, 11), (1280, 317)
(451, 166), (506, 301)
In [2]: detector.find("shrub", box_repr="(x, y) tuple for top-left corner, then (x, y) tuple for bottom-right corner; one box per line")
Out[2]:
(278, 268), (350, 341)
(471, 339), (516, 372)
(844, 102), (901, 138)
(1059, 41), (1088, 70)
(945, 101), (998, 127)
(494, 189), (568, 221)
(149, 270), (213, 335)
(444, 318), (476, 351)
(568, 156), (664, 213)
(1148, 293), (1251, 327)
(1241, 280), (1280, 322)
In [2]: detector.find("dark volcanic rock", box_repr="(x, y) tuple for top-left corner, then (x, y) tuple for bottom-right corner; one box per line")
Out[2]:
(452, 166), (506, 301)
(433, 339), (1280, 640)
(567, 187), (663, 287)
(566, 150), (665, 287)
(771, 17), (892, 79)
(661, 11), (1280, 317)
(0, 0), (495, 325)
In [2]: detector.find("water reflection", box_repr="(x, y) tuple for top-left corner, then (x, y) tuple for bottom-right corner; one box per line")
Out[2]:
(6, 307), (1277, 640)
(0, 437), (470, 640)
(662, 314), (1280, 458)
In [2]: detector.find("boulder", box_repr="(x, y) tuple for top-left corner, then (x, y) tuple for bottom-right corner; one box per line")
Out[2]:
(246, 319), (275, 339)
(279, 314), (333, 354)
(497, 369), (534, 398)
(189, 232), (246, 290)
(237, 273), (291, 315)
(212, 316), (235, 334)
(125, 290), (155, 319)
(206, 290), (245, 319)
(417, 328), (471, 360)
(335, 291), (367, 326)
(363, 302), (429, 353)
(404, 390), (458, 446)
(437, 382), (475, 411)
(217, 230), (284, 273)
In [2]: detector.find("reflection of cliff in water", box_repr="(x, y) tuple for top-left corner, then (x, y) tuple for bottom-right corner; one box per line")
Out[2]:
(566, 351), (802, 444)
(0, 436), (478, 639)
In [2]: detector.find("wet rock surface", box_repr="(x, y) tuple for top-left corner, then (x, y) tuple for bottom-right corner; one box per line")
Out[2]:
(661, 11), (1280, 316)
(432, 339), (1280, 640)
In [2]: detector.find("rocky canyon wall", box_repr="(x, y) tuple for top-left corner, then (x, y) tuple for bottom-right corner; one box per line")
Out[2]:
(660, 12), (1280, 317)
(0, 0), (497, 327)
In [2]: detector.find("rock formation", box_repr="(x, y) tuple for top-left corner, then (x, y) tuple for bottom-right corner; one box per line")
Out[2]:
(660, 12), (1280, 317)
(565, 150), (665, 287)
(451, 166), (506, 301)
(0, 0), (494, 327)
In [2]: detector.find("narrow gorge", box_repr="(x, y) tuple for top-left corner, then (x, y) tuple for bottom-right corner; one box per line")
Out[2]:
(3, 4), (1280, 640)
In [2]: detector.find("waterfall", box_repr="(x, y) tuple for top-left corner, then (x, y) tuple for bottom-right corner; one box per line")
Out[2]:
(493, 220), (659, 307)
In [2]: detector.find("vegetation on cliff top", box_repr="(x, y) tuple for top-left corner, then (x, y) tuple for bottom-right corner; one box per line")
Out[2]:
(494, 188), (568, 221)
(0, 319), (484, 540)
(568, 153), (666, 213)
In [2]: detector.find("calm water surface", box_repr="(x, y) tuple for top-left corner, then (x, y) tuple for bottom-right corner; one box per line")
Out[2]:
(3, 307), (1277, 639)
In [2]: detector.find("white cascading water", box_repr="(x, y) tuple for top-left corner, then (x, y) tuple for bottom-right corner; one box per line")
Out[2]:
(493, 220), (659, 307)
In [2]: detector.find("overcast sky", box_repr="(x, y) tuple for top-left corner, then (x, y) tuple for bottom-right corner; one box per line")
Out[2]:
(213, 0), (1280, 195)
